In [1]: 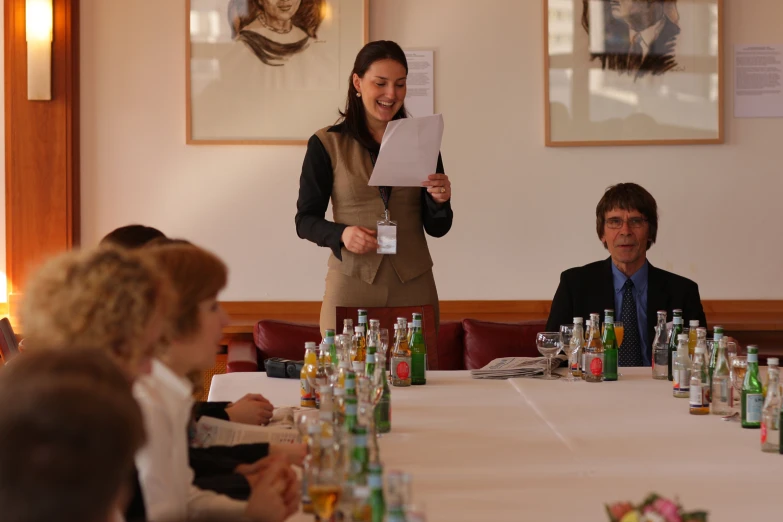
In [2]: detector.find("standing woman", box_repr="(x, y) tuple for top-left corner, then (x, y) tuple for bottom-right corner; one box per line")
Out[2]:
(296, 40), (453, 334)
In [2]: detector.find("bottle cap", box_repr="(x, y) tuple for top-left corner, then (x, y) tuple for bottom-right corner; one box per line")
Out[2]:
(747, 345), (758, 354)
(689, 320), (699, 327)
(768, 358), (779, 366)
(695, 346), (705, 354)
(355, 327), (362, 333)
(678, 334), (688, 342)
(573, 317), (583, 324)
(305, 342), (316, 349)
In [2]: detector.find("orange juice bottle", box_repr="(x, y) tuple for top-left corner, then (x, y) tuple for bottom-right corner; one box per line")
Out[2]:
(301, 342), (318, 408)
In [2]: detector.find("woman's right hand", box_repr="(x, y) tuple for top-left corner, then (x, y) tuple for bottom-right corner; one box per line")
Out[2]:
(341, 226), (378, 254)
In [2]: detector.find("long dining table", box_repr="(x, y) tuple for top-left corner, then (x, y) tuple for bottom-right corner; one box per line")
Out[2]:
(208, 368), (780, 521)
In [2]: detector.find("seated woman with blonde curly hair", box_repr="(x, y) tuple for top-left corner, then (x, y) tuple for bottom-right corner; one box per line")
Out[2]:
(20, 246), (174, 522)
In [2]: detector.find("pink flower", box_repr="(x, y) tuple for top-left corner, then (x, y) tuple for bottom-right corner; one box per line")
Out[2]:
(608, 502), (634, 521)
(645, 498), (681, 522)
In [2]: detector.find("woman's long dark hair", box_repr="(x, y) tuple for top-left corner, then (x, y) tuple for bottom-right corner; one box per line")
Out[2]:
(338, 40), (408, 151)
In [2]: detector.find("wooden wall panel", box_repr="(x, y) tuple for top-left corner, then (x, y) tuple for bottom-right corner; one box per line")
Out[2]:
(220, 300), (783, 334)
(4, 0), (79, 307)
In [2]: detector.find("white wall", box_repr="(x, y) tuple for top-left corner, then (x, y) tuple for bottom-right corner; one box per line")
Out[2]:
(80, 0), (783, 301)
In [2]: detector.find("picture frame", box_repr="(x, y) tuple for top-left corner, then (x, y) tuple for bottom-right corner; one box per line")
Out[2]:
(186, 0), (369, 145)
(544, 0), (723, 147)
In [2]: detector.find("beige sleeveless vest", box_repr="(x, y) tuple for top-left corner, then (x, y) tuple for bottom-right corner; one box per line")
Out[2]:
(316, 127), (434, 285)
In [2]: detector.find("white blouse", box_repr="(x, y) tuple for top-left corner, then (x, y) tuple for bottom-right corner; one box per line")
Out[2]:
(133, 360), (247, 521)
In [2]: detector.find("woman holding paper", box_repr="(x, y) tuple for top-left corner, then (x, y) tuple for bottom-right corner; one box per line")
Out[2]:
(295, 40), (453, 335)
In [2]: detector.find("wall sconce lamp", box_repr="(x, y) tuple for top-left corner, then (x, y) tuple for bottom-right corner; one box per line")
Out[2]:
(25, 0), (53, 101)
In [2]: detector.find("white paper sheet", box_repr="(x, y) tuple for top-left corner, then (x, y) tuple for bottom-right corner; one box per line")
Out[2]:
(734, 44), (783, 118)
(404, 50), (435, 117)
(368, 114), (444, 187)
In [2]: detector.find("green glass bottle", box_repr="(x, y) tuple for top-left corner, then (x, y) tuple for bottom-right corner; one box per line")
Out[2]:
(366, 330), (377, 378)
(350, 425), (369, 482)
(410, 312), (427, 385)
(368, 463), (385, 522)
(344, 372), (358, 433)
(602, 309), (618, 381)
(668, 309), (683, 381)
(707, 326), (723, 395)
(376, 365), (391, 434)
(741, 345), (763, 429)
(325, 328), (337, 366)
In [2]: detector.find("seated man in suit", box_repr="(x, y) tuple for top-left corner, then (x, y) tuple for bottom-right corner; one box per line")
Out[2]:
(546, 182), (706, 366)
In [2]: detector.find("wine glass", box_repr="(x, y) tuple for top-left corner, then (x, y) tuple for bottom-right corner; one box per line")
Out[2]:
(730, 355), (747, 410)
(559, 324), (575, 383)
(536, 332), (561, 380)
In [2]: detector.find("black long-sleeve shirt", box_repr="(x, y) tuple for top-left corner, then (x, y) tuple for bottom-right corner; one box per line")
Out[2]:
(295, 127), (453, 260)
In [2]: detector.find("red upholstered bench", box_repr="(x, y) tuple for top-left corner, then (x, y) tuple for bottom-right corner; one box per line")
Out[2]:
(227, 318), (548, 373)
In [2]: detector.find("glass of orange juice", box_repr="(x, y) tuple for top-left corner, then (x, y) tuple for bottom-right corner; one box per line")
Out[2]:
(615, 322), (624, 347)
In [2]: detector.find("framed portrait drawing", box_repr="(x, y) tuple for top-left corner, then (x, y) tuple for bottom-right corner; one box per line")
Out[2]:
(544, 0), (723, 146)
(187, 0), (369, 144)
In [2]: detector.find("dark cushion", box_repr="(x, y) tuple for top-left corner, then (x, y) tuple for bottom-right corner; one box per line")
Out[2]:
(436, 321), (465, 370)
(462, 319), (548, 370)
(253, 320), (321, 366)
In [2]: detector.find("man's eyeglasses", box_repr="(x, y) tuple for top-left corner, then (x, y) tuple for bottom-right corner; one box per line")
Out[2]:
(605, 217), (647, 229)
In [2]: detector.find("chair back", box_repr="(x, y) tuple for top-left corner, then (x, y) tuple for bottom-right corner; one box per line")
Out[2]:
(335, 305), (439, 369)
(0, 317), (19, 364)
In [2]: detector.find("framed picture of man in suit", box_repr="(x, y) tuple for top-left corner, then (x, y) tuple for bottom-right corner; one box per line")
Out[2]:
(544, 0), (723, 146)
(187, 0), (369, 144)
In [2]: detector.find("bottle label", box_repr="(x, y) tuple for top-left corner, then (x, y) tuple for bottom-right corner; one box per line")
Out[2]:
(746, 394), (763, 423)
(352, 361), (364, 373)
(368, 474), (382, 489)
(673, 370), (690, 393)
(366, 353), (375, 364)
(353, 434), (368, 448)
(689, 384), (707, 407)
(761, 422), (768, 444)
(393, 359), (410, 380)
(590, 356), (603, 376)
(345, 403), (358, 416)
(301, 378), (312, 398)
(748, 353), (758, 363)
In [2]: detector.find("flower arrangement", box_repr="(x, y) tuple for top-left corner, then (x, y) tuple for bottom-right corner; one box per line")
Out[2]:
(606, 494), (708, 522)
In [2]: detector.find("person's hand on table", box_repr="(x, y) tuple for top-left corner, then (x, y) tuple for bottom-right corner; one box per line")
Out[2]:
(422, 173), (451, 204)
(342, 226), (378, 254)
(242, 456), (298, 522)
(269, 443), (307, 467)
(225, 393), (274, 425)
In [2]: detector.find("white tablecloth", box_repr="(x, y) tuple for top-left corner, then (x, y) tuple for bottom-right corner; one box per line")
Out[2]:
(209, 369), (779, 521)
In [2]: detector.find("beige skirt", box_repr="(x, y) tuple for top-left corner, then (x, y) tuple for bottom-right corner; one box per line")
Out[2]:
(320, 257), (440, 336)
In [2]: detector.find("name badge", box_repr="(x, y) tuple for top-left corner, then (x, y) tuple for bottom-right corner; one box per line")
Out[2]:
(377, 213), (397, 255)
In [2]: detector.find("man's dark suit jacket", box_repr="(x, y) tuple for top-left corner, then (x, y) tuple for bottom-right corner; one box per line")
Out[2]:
(545, 258), (707, 363)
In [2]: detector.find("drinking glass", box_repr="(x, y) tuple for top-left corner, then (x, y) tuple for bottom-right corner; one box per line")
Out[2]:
(308, 464), (342, 521)
(379, 328), (390, 369)
(294, 409), (319, 444)
(730, 355), (748, 410)
(614, 322), (624, 347)
(536, 332), (561, 380)
(559, 324), (576, 383)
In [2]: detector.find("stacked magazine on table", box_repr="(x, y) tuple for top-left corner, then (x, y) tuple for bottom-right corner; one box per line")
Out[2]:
(470, 355), (567, 379)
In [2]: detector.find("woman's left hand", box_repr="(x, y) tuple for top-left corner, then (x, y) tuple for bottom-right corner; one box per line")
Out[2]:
(422, 173), (451, 204)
